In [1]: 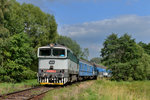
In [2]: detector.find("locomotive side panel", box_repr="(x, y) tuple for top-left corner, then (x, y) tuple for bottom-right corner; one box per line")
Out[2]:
(68, 59), (79, 75)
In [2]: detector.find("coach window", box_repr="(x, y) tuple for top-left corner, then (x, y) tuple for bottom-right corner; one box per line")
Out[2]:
(87, 65), (90, 72)
(84, 64), (86, 70)
(53, 49), (65, 57)
(79, 63), (81, 69)
(79, 63), (81, 68)
(39, 48), (51, 56)
(86, 65), (88, 71)
(87, 65), (89, 71)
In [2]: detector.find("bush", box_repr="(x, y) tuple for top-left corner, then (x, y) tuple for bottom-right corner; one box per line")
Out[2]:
(0, 60), (36, 82)
(23, 69), (36, 80)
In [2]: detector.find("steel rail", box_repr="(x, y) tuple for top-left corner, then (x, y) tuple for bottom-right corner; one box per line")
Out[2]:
(0, 85), (51, 100)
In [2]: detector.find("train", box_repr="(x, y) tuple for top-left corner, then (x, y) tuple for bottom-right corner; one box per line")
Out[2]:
(95, 64), (111, 78)
(37, 43), (110, 85)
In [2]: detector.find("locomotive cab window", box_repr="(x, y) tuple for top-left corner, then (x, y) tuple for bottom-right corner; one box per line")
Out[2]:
(53, 49), (65, 57)
(39, 48), (51, 56)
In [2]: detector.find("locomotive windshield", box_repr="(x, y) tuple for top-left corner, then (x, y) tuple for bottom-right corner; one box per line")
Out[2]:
(53, 49), (65, 57)
(39, 48), (51, 56)
(39, 48), (66, 57)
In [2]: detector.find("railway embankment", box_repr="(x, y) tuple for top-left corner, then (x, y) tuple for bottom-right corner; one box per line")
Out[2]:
(0, 79), (38, 95)
(43, 79), (150, 100)
(0, 79), (149, 100)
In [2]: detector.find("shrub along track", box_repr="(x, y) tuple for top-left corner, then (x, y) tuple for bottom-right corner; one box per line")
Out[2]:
(0, 85), (58, 100)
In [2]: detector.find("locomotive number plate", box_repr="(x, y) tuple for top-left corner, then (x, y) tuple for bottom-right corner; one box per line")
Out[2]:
(46, 70), (56, 73)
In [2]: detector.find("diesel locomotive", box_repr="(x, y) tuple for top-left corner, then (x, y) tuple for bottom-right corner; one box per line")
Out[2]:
(37, 44), (79, 85)
(37, 43), (110, 85)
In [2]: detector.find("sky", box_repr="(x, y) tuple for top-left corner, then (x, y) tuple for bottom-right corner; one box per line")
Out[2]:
(16, 0), (150, 59)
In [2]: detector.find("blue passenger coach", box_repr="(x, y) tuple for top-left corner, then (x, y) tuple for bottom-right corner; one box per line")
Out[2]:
(79, 59), (97, 79)
(95, 64), (111, 77)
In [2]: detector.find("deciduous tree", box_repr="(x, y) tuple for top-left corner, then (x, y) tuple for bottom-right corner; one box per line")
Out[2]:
(101, 33), (150, 81)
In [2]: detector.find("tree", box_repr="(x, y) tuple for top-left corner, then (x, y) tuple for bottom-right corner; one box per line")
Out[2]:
(6, 33), (36, 67)
(80, 48), (89, 60)
(57, 35), (82, 57)
(101, 33), (119, 65)
(19, 3), (58, 48)
(0, 60), (36, 82)
(101, 33), (150, 81)
(6, 2), (58, 48)
(0, 33), (36, 82)
(138, 42), (150, 55)
(0, 0), (60, 82)
(90, 57), (101, 64)
(0, 0), (11, 25)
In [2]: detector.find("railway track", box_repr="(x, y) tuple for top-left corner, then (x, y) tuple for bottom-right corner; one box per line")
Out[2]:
(0, 86), (56, 100)
(0, 80), (94, 100)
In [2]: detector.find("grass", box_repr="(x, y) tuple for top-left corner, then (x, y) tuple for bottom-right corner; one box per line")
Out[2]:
(43, 79), (150, 100)
(0, 79), (38, 95)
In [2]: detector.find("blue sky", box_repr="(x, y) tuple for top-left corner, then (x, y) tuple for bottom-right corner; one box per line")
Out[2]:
(16, 0), (150, 59)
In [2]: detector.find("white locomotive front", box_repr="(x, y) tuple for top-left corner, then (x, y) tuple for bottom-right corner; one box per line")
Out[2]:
(37, 44), (79, 85)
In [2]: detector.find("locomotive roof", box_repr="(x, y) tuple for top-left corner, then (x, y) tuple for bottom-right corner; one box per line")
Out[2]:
(38, 43), (74, 54)
(39, 44), (71, 51)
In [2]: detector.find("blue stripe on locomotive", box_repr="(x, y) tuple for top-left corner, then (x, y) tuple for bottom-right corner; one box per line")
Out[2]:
(79, 61), (95, 76)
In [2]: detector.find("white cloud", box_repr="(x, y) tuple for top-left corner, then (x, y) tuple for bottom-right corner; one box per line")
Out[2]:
(59, 15), (150, 59)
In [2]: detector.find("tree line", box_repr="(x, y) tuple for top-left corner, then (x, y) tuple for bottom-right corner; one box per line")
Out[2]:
(0, 0), (88, 82)
(101, 33), (150, 81)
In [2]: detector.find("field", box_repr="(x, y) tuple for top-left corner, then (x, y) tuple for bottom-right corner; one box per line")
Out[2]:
(43, 79), (150, 100)
(0, 79), (38, 95)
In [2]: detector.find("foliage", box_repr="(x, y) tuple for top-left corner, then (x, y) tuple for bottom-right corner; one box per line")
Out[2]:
(0, 0), (11, 25)
(6, 1), (58, 48)
(0, 0), (58, 82)
(57, 35), (90, 60)
(57, 35), (82, 57)
(138, 42), (150, 55)
(80, 48), (89, 60)
(101, 33), (150, 81)
(90, 57), (101, 64)
(7, 33), (36, 67)
(0, 60), (36, 82)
